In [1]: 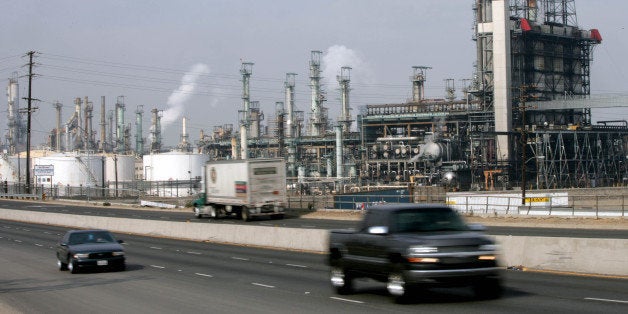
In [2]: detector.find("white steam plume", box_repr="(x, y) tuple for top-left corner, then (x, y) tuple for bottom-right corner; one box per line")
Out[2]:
(321, 45), (375, 87)
(161, 63), (210, 130)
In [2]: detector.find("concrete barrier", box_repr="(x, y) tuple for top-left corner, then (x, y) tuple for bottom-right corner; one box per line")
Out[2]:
(0, 208), (626, 276)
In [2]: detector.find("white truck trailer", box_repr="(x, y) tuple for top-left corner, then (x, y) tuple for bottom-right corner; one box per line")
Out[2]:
(192, 158), (287, 221)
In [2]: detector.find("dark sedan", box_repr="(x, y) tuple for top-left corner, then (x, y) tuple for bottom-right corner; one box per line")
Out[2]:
(56, 229), (126, 273)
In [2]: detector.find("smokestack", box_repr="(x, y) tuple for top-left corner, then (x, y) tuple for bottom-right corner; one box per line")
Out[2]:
(135, 105), (144, 155)
(115, 96), (125, 154)
(309, 50), (324, 136)
(150, 108), (162, 153)
(240, 62), (253, 139)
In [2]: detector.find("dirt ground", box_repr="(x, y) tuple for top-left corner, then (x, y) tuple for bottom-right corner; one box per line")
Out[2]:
(300, 209), (628, 230)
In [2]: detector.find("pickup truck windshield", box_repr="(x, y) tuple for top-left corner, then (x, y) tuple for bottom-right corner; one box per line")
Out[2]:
(392, 208), (468, 233)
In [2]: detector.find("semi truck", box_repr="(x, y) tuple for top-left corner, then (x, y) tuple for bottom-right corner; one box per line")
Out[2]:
(193, 158), (287, 221)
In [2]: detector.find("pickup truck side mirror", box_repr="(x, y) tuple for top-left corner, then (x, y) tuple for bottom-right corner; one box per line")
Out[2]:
(367, 226), (389, 235)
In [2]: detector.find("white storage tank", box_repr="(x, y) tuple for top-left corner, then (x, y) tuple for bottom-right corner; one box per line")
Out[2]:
(103, 155), (136, 183)
(0, 155), (25, 183)
(142, 152), (208, 181)
(33, 152), (104, 187)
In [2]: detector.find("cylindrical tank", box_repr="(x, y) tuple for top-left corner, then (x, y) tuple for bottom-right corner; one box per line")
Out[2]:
(33, 153), (104, 187)
(0, 155), (25, 183)
(142, 152), (209, 181)
(104, 155), (136, 183)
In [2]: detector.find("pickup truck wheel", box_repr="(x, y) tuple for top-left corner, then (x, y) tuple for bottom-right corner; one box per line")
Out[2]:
(330, 266), (353, 295)
(57, 258), (68, 271)
(68, 257), (79, 274)
(473, 277), (502, 299)
(387, 272), (407, 298)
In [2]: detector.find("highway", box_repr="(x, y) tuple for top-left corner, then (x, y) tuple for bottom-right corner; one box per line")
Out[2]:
(1, 219), (627, 313)
(1, 199), (627, 239)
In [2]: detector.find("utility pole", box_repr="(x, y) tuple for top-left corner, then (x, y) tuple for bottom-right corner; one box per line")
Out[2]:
(23, 51), (39, 194)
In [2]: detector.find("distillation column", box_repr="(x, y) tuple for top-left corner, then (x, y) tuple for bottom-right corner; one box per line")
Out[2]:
(54, 101), (62, 152)
(338, 66), (352, 133)
(115, 96), (126, 154)
(99, 96), (106, 152)
(476, 0), (512, 162)
(135, 105), (144, 155)
(239, 62), (253, 158)
(309, 51), (325, 136)
(150, 108), (162, 153)
(411, 66), (431, 102)
(284, 73), (296, 138)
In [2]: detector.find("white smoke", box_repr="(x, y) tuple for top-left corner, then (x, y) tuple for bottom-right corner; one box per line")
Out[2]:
(161, 63), (210, 130)
(321, 45), (375, 87)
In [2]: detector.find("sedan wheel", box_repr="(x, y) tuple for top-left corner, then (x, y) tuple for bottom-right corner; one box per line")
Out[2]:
(57, 259), (68, 271)
(68, 258), (78, 274)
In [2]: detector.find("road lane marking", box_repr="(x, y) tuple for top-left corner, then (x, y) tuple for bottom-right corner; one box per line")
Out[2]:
(585, 297), (628, 304)
(286, 264), (307, 268)
(149, 247), (163, 250)
(195, 273), (213, 278)
(35, 244), (43, 247)
(330, 297), (364, 304)
(150, 265), (165, 269)
(252, 283), (275, 288)
(187, 251), (202, 255)
(14, 240), (22, 243)
(231, 257), (249, 261)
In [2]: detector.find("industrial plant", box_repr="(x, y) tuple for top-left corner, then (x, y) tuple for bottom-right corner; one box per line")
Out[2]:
(2, 0), (627, 199)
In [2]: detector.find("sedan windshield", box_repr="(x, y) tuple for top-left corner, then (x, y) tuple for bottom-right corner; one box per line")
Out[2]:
(68, 231), (115, 245)
(393, 208), (468, 233)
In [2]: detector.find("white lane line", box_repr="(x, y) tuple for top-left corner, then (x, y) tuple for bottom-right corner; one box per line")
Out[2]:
(585, 297), (628, 304)
(35, 244), (43, 247)
(330, 297), (364, 304)
(286, 264), (308, 268)
(231, 257), (249, 261)
(160, 216), (169, 219)
(252, 283), (275, 288)
(195, 273), (213, 278)
(14, 240), (22, 243)
(150, 265), (165, 269)
(187, 251), (202, 255)
(22, 228), (30, 232)
(149, 246), (163, 250)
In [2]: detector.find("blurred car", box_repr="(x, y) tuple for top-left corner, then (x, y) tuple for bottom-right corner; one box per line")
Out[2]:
(56, 229), (126, 273)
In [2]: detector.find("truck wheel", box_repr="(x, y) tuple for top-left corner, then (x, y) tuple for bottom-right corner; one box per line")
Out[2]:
(68, 257), (79, 274)
(387, 271), (411, 303)
(208, 206), (217, 218)
(330, 266), (353, 295)
(241, 209), (250, 221)
(194, 207), (203, 219)
(473, 277), (502, 299)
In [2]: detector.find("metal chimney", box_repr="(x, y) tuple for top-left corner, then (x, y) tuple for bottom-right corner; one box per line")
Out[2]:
(135, 105), (144, 155)
(284, 73), (296, 138)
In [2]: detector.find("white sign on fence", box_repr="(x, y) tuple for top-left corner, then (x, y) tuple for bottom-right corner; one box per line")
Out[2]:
(34, 165), (54, 176)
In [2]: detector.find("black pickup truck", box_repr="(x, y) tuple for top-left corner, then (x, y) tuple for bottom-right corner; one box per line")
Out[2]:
(328, 204), (502, 301)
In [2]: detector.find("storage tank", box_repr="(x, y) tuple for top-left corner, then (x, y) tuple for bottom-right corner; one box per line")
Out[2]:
(104, 155), (136, 183)
(142, 151), (208, 181)
(0, 155), (25, 183)
(33, 152), (104, 187)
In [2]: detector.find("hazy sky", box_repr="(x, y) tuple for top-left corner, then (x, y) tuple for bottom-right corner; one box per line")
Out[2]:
(1, 0), (627, 147)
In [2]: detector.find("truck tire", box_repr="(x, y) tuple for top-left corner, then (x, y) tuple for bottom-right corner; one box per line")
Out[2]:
(208, 206), (217, 218)
(387, 269), (412, 303)
(241, 208), (251, 221)
(194, 207), (203, 219)
(330, 266), (353, 295)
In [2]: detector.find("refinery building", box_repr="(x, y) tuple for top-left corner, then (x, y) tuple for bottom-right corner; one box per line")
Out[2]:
(2, 0), (627, 198)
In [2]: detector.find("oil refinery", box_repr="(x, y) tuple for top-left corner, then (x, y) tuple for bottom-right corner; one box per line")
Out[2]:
(2, 0), (627, 198)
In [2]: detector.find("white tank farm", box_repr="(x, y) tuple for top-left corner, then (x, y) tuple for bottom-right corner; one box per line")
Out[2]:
(103, 155), (136, 183)
(143, 152), (209, 181)
(0, 155), (26, 183)
(33, 153), (104, 187)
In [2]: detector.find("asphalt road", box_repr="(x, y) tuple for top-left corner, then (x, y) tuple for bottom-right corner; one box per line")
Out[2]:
(1, 199), (627, 239)
(1, 220), (627, 313)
